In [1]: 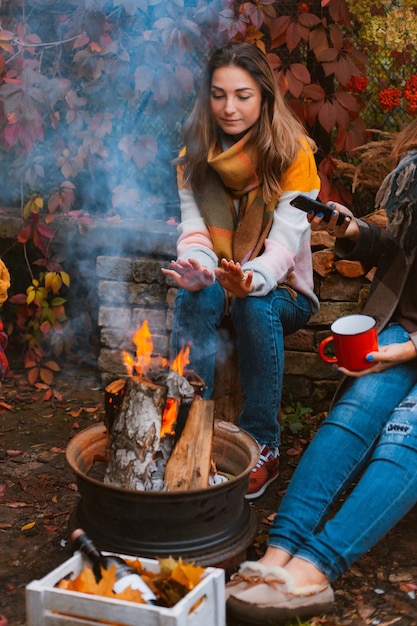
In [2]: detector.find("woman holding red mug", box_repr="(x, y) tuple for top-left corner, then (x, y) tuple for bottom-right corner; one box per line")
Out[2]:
(226, 121), (417, 624)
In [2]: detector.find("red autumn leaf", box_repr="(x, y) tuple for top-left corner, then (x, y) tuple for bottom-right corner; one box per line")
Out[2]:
(326, 0), (351, 25)
(286, 69), (305, 98)
(53, 390), (64, 402)
(85, 405), (102, 413)
(317, 47), (338, 64)
(306, 100), (325, 125)
(334, 101), (351, 129)
(36, 222), (55, 239)
(17, 225), (32, 243)
(43, 360), (60, 372)
(286, 20), (303, 52)
(304, 83), (326, 100)
(328, 23), (344, 49)
(333, 56), (359, 85)
(341, 119), (368, 154)
(28, 367), (40, 385)
(334, 90), (360, 113)
(289, 63), (311, 84)
(40, 368), (54, 385)
(298, 12), (321, 28)
(241, 3), (263, 29)
(318, 100), (338, 132)
(266, 52), (282, 73)
(44, 525), (59, 533)
(270, 15), (291, 48)
(32, 229), (48, 255)
(309, 25), (329, 57)
(25, 354), (38, 368)
(9, 293), (27, 305)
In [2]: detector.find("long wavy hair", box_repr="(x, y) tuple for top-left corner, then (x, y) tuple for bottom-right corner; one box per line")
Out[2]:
(176, 43), (316, 203)
(392, 119), (417, 163)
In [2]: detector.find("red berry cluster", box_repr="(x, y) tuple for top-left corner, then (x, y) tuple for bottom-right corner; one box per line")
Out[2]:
(345, 76), (369, 93)
(404, 75), (417, 112)
(378, 87), (402, 111)
(297, 2), (310, 12)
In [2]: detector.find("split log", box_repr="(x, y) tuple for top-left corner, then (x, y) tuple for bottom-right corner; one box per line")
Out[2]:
(311, 230), (337, 250)
(104, 378), (126, 431)
(334, 259), (366, 278)
(164, 399), (215, 491)
(312, 249), (335, 277)
(104, 376), (167, 491)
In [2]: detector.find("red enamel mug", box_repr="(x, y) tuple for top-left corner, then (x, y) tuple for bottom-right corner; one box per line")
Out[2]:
(318, 314), (378, 371)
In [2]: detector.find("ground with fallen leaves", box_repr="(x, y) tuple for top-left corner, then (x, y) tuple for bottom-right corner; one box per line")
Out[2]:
(1, 354), (417, 626)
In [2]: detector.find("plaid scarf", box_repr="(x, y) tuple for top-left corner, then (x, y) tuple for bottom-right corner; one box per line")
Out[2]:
(195, 131), (277, 263)
(375, 149), (417, 254)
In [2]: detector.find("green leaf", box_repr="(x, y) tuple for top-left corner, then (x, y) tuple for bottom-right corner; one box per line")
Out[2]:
(51, 297), (67, 306)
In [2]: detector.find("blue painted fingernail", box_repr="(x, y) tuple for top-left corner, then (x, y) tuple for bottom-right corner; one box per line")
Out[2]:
(329, 202), (335, 208)
(308, 210), (313, 216)
(366, 354), (374, 362)
(317, 212), (324, 218)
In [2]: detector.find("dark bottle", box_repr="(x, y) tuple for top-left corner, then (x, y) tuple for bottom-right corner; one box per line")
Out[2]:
(71, 528), (157, 604)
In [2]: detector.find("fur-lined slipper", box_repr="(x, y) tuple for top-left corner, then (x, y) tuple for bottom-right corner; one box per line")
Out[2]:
(226, 560), (334, 624)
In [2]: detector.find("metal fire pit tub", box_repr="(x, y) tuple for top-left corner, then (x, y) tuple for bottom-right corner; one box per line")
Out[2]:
(66, 420), (260, 566)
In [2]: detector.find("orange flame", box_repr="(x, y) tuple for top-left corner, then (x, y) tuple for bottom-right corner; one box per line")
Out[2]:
(161, 398), (179, 437)
(123, 321), (192, 436)
(170, 344), (190, 376)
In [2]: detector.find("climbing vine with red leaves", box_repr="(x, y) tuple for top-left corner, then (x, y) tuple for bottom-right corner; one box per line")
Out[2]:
(0, 0), (413, 390)
(0, 0), (369, 215)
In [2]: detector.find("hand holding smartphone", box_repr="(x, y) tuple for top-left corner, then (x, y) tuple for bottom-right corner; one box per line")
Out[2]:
(290, 195), (349, 226)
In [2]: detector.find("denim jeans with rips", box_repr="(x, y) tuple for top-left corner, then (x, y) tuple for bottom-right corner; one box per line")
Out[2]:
(267, 322), (417, 582)
(169, 280), (313, 448)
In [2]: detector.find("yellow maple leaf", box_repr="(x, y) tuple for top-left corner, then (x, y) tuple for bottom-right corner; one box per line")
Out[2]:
(171, 559), (205, 591)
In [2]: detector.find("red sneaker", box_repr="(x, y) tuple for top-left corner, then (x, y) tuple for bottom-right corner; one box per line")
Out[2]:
(246, 445), (280, 500)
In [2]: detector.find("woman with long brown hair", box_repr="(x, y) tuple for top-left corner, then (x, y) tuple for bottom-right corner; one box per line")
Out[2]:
(163, 42), (320, 499)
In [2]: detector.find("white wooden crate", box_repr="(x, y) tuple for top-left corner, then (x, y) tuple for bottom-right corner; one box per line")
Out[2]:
(26, 552), (226, 626)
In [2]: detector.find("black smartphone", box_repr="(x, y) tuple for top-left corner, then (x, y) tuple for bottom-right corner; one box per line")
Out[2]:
(290, 195), (349, 226)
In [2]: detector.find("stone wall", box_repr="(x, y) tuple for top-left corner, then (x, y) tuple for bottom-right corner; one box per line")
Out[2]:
(95, 226), (373, 418)
(0, 210), (372, 418)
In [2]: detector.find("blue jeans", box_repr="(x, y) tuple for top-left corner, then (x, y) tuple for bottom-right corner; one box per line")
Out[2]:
(170, 281), (312, 448)
(268, 323), (417, 582)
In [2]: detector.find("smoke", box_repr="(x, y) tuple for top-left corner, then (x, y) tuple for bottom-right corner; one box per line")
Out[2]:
(0, 0), (239, 375)
(0, 0), (228, 219)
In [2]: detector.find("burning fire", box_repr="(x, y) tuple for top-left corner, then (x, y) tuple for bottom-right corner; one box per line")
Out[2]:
(122, 321), (191, 436)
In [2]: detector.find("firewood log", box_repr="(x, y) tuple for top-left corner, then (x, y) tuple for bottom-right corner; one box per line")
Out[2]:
(164, 399), (214, 491)
(104, 376), (167, 491)
(312, 249), (335, 277)
(334, 259), (366, 278)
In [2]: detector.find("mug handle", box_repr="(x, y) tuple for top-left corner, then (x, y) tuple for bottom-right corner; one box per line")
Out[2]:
(318, 335), (337, 364)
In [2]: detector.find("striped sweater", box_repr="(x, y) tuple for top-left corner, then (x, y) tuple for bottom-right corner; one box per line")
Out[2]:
(175, 141), (320, 312)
